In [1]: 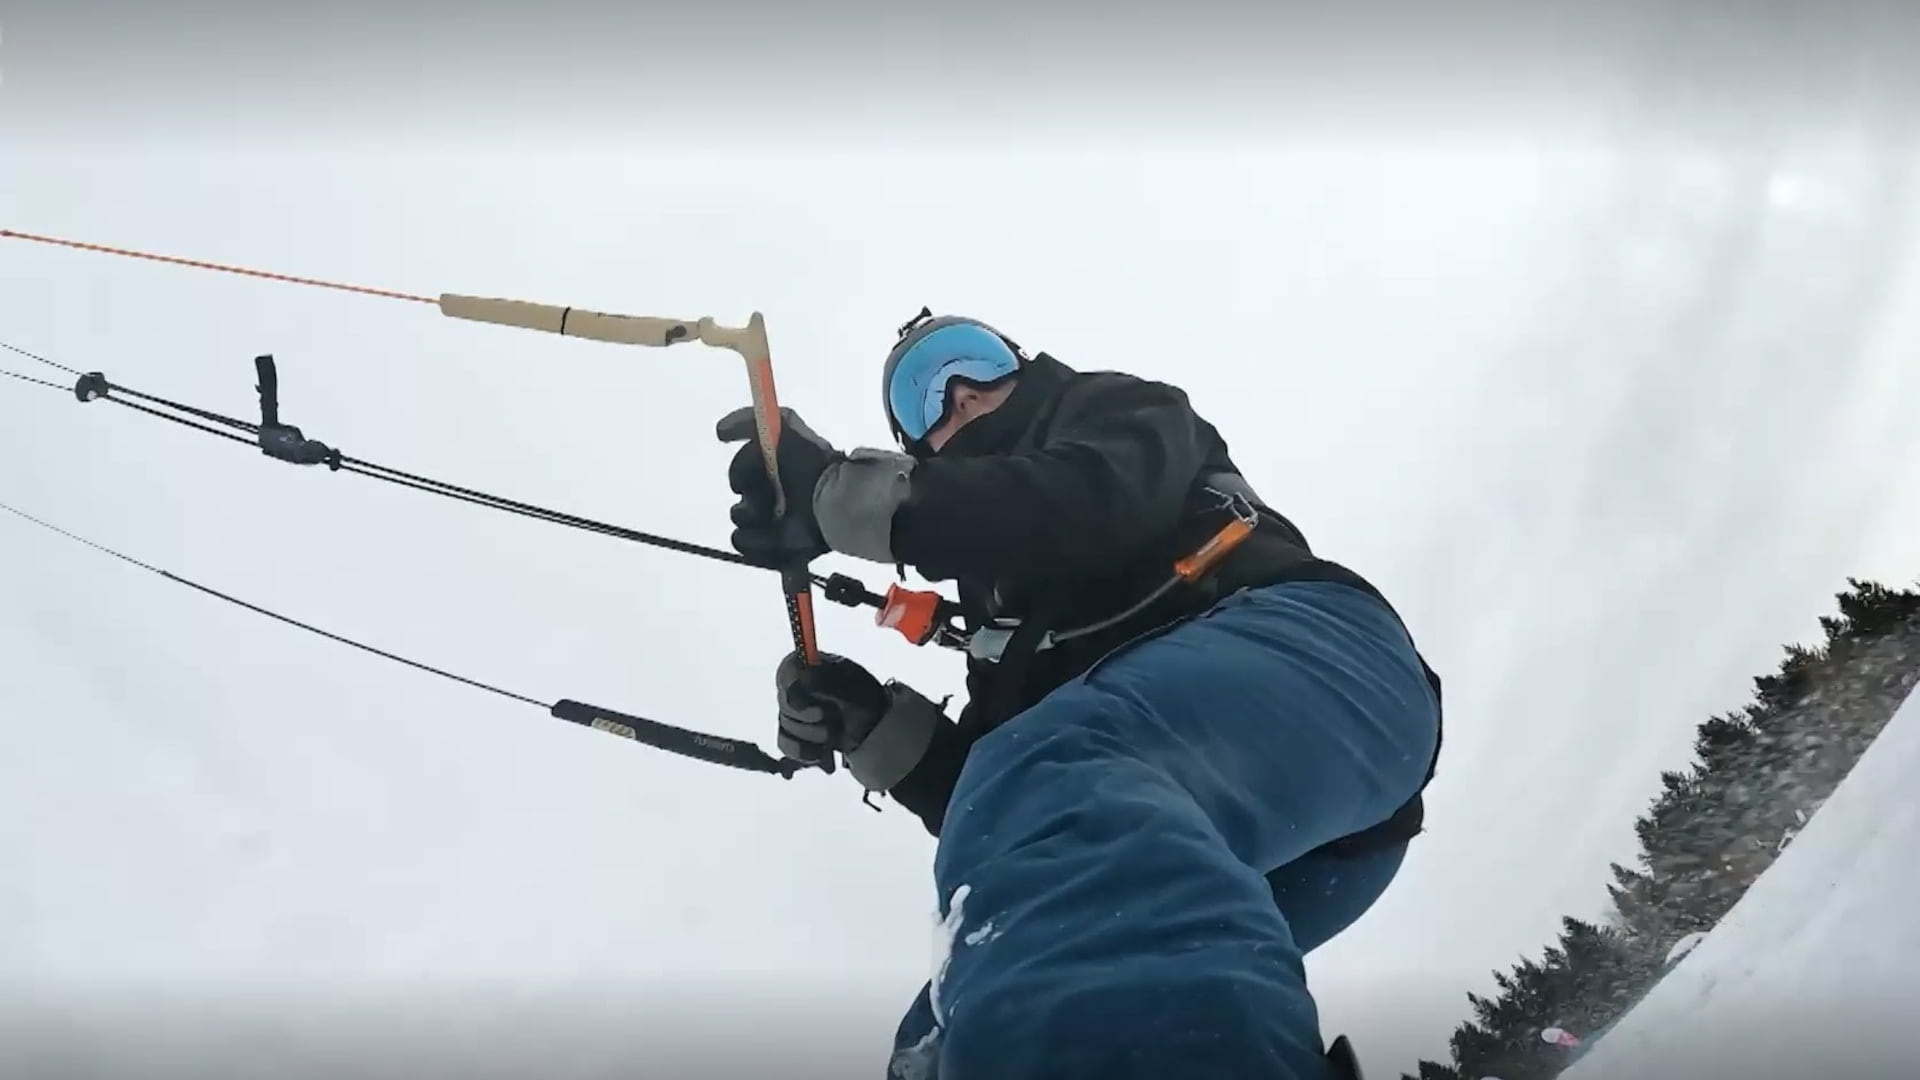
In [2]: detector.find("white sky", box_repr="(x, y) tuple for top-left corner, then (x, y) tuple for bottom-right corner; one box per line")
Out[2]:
(4, 7), (1920, 1077)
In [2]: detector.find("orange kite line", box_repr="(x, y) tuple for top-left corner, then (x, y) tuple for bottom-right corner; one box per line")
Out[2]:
(1, 228), (438, 305)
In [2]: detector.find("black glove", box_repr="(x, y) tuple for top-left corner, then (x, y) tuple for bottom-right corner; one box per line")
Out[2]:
(716, 405), (844, 569)
(775, 651), (891, 764)
(775, 651), (946, 790)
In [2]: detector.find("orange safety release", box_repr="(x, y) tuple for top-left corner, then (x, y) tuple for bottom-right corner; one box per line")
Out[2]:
(1173, 515), (1257, 583)
(877, 583), (948, 646)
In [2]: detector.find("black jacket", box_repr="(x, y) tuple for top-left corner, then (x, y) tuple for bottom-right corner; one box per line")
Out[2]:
(882, 353), (1441, 851)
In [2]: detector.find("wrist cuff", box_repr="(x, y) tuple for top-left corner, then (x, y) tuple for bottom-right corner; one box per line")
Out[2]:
(846, 681), (944, 791)
(814, 448), (915, 564)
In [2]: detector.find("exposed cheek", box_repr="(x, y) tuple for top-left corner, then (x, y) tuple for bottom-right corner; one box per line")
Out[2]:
(926, 413), (970, 453)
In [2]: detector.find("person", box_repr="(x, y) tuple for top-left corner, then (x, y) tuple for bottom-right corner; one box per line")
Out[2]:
(715, 309), (1443, 1080)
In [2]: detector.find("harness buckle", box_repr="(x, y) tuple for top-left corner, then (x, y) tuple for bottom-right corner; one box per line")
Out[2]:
(1203, 484), (1260, 528)
(967, 623), (1022, 663)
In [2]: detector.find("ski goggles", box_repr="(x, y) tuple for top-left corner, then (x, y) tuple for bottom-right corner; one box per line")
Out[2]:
(883, 320), (1023, 444)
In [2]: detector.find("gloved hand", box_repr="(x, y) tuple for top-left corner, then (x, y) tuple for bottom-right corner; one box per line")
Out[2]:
(775, 651), (944, 791)
(717, 405), (843, 568)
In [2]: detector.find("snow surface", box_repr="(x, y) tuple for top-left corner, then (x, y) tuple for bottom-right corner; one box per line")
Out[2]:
(1661, 929), (1709, 967)
(1561, 685), (1920, 1080)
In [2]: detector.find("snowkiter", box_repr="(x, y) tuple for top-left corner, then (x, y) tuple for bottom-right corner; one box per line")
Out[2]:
(716, 309), (1443, 1080)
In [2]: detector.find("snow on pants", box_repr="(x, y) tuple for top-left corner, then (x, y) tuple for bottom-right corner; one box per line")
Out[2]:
(885, 580), (1442, 1080)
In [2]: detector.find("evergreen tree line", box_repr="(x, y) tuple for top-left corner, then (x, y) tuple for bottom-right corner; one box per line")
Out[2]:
(1405, 578), (1920, 1080)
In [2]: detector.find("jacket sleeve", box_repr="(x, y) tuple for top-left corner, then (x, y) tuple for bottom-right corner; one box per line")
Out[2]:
(883, 715), (974, 836)
(890, 374), (1210, 583)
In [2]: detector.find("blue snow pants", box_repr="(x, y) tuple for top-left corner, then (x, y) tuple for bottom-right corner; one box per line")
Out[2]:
(886, 580), (1442, 1080)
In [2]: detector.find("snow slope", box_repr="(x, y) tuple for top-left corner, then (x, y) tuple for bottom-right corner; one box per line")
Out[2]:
(1561, 685), (1920, 1080)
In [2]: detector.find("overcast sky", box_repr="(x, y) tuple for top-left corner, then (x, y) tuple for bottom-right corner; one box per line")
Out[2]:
(4, 4), (1920, 1077)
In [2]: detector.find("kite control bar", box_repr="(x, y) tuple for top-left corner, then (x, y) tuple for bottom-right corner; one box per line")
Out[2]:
(432, 295), (830, 770)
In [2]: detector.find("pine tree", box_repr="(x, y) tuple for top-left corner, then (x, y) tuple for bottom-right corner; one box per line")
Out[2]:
(1412, 577), (1920, 1079)
(1829, 578), (1920, 641)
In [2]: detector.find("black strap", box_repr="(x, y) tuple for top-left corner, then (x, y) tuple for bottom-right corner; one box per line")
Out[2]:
(963, 607), (1062, 735)
(250, 354), (343, 468)
(255, 354), (282, 427)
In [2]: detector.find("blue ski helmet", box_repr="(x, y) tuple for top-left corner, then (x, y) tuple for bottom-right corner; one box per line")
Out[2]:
(882, 307), (1027, 450)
